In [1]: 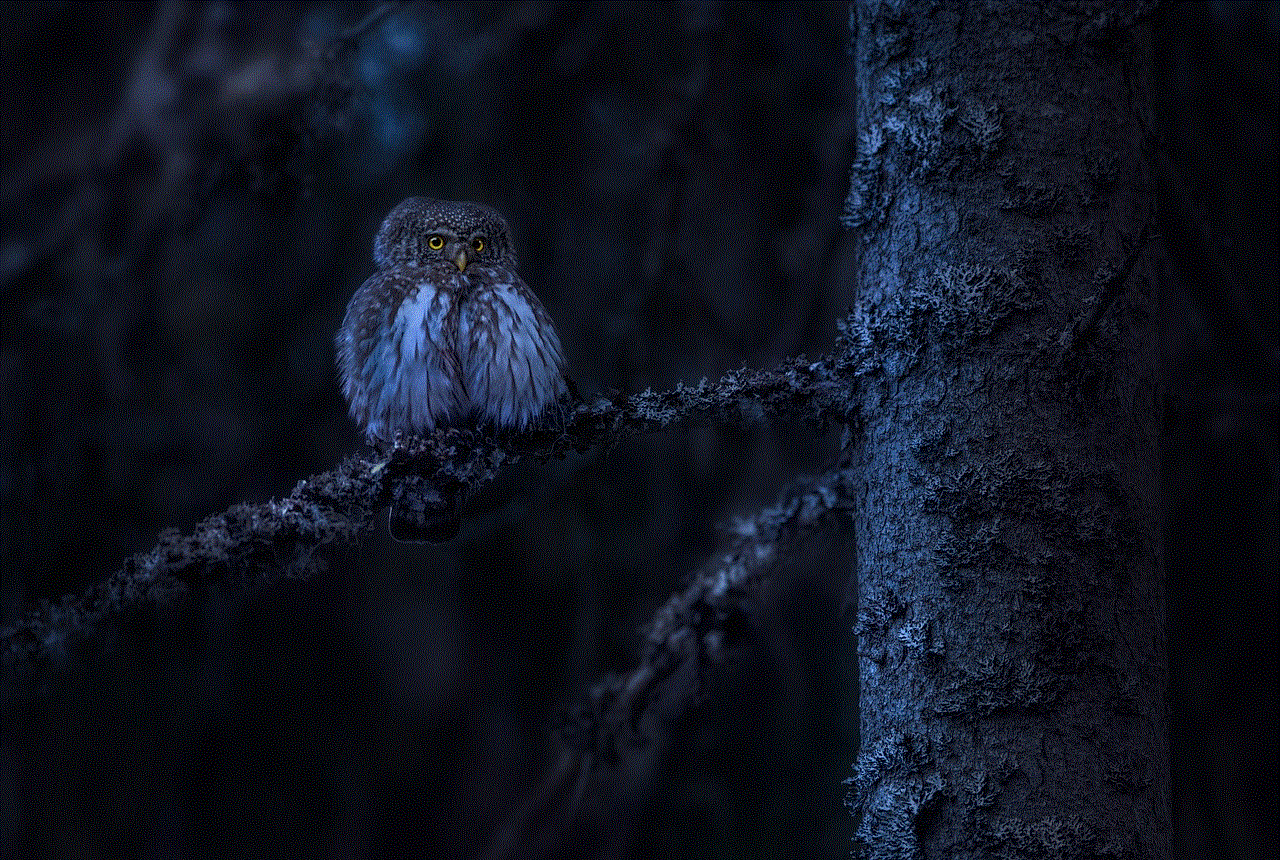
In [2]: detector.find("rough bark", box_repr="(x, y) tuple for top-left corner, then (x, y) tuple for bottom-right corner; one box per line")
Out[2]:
(845, 2), (1168, 858)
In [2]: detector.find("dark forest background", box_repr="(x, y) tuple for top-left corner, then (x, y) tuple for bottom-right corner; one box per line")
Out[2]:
(1, 2), (1274, 858)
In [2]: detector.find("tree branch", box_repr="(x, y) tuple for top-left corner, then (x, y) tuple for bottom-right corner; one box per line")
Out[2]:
(482, 463), (855, 860)
(2, 355), (849, 667)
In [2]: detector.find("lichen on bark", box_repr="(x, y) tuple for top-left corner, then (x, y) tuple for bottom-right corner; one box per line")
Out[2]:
(845, 1), (1168, 858)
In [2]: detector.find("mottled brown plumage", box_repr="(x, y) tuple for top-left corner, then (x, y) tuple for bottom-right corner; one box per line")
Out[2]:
(336, 197), (569, 447)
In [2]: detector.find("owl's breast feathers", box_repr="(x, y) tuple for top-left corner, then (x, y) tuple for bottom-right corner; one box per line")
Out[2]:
(337, 263), (567, 445)
(460, 265), (569, 430)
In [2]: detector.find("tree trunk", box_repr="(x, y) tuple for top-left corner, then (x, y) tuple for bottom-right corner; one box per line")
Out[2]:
(845, 2), (1169, 858)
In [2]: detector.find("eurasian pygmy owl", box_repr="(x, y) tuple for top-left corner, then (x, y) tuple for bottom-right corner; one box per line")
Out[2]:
(337, 197), (570, 538)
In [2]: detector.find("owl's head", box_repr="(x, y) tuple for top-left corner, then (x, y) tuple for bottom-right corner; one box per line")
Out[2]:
(373, 197), (518, 271)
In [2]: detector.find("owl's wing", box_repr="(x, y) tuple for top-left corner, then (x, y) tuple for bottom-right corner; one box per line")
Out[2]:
(336, 268), (465, 445)
(460, 267), (568, 430)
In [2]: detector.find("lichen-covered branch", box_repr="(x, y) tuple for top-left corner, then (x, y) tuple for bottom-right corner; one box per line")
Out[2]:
(573, 461), (853, 754)
(482, 464), (855, 860)
(2, 355), (849, 667)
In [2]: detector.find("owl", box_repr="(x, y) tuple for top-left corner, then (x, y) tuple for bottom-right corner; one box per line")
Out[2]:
(337, 197), (570, 538)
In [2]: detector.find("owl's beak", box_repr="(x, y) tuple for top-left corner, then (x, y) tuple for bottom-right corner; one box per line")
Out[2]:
(452, 249), (469, 272)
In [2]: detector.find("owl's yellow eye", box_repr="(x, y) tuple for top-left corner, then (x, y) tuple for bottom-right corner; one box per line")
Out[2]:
(471, 237), (485, 253)
(427, 235), (445, 251)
